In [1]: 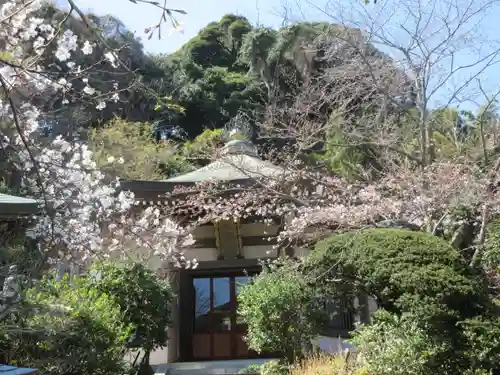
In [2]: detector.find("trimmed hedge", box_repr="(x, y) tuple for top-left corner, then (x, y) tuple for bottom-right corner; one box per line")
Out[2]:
(307, 228), (490, 325)
(306, 228), (499, 373)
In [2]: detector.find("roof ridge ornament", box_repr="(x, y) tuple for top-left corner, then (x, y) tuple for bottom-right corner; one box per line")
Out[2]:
(220, 139), (259, 158)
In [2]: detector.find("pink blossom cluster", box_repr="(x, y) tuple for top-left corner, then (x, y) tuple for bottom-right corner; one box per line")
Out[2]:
(164, 160), (498, 248)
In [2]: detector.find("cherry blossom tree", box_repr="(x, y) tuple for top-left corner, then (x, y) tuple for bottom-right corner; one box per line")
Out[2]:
(226, 0), (500, 269)
(155, 8), (500, 274)
(0, 0), (192, 284)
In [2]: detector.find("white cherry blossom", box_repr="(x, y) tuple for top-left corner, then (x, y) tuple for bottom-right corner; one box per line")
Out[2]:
(0, 0), (190, 270)
(83, 85), (96, 95)
(104, 51), (118, 68)
(81, 40), (94, 55)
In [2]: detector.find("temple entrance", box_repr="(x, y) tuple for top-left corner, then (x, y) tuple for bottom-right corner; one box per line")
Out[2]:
(190, 272), (261, 361)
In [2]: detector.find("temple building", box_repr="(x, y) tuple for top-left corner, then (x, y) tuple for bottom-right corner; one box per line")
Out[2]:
(119, 140), (376, 375)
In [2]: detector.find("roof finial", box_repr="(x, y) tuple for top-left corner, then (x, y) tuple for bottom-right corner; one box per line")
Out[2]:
(221, 139), (259, 157)
(223, 111), (253, 142)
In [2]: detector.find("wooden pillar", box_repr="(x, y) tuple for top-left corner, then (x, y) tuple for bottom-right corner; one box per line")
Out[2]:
(166, 265), (180, 363)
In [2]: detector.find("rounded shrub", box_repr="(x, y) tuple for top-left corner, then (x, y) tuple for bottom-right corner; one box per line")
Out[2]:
(237, 260), (316, 363)
(307, 228), (494, 373)
(307, 228), (489, 326)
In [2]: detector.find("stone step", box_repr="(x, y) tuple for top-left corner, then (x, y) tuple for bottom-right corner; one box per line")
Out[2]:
(154, 358), (276, 375)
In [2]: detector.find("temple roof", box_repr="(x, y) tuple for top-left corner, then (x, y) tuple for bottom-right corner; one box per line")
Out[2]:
(0, 193), (39, 216)
(165, 140), (283, 183)
(0, 365), (37, 375)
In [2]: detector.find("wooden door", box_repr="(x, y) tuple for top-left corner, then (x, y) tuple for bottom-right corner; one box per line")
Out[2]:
(191, 273), (257, 360)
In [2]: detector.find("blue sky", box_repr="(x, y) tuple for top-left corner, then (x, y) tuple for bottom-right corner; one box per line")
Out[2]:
(58, 0), (296, 54)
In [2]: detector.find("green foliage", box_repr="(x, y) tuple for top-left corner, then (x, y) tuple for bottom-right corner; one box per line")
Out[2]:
(183, 14), (251, 69)
(483, 218), (500, 267)
(0, 237), (42, 280)
(352, 309), (500, 375)
(239, 360), (290, 375)
(460, 308), (500, 372)
(183, 128), (225, 160)
(315, 121), (380, 181)
(259, 360), (290, 375)
(399, 106), (498, 164)
(237, 260), (316, 363)
(239, 28), (278, 68)
(5, 274), (132, 375)
(308, 229), (489, 326)
(239, 364), (264, 374)
(307, 229), (499, 373)
(84, 261), (173, 351)
(351, 310), (452, 375)
(152, 13), (268, 137)
(89, 117), (193, 179)
(238, 230), (496, 372)
(0, 182), (16, 196)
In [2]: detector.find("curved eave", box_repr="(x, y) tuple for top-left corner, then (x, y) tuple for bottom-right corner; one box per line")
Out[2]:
(165, 155), (285, 184)
(119, 177), (271, 197)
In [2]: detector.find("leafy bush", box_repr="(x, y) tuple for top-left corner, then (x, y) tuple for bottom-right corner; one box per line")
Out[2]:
(350, 310), (452, 375)
(4, 274), (132, 375)
(483, 218), (500, 267)
(307, 229), (489, 327)
(237, 260), (317, 363)
(307, 229), (497, 374)
(239, 364), (264, 374)
(84, 261), (173, 352)
(182, 128), (225, 159)
(460, 311), (500, 373)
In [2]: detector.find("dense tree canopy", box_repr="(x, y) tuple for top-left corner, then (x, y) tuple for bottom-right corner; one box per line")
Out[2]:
(29, 6), (411, 145)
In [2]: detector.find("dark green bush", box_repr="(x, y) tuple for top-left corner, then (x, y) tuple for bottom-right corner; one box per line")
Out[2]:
(460, 309), (500, 372)
(237, 260), (317, 363)
(4, 274), (132, 375)
(83, 261), (173, 352)
(307, 229), (489, 326)
(307, 229), (496, 373)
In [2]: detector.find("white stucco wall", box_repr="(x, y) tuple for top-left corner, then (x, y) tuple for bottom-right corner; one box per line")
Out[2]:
(242, 245), (277, 258)
(311, 336), (356, 354)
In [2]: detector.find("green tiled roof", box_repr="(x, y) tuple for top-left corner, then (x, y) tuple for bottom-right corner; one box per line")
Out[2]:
(166, 140), (284, 183)
(0, 193), (40, 216)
